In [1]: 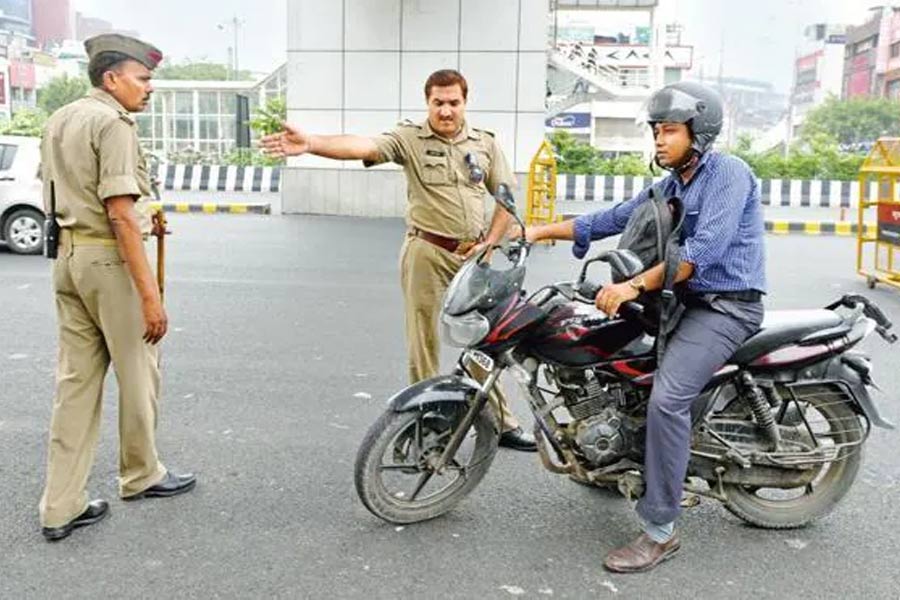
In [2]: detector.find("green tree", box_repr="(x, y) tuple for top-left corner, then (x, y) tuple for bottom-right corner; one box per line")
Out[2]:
(548, 130), (600, 174)
(0, 108), (47, 136)
(222, 148), (282, 167)
(800, 95), (900, 146)
(226, 96), (288, 166)
(597, 153), (651, 176)
(729, 132), (864, 181)
(156, 61), (254, 81)
(249, 96), (286, 136)
(37, 74), (90, 115)
(549, 130), (651, 176)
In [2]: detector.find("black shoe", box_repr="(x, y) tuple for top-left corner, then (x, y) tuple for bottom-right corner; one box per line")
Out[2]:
(123, 471), (197, 501)
(498, 427), (537, 452)
(42, 499), (109, 542)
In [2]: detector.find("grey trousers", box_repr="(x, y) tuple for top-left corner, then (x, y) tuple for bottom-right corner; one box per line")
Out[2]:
(636, 297), (764, 525)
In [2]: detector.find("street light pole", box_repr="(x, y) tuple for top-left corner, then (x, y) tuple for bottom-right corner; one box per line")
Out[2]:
(232, 15), (240, 79)
(218, 16), (243, 80)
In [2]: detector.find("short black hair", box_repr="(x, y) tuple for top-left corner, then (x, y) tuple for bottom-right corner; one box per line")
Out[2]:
(424, 69), (468, 100)
(88, 51), (132, 87)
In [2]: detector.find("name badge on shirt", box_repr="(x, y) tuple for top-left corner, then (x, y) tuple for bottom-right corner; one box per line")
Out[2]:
(425, 149), (446, 157)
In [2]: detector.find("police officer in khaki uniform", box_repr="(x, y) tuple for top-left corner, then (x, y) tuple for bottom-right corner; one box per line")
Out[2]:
(38, 34), (196, 542)
(262, 69), (535, 451)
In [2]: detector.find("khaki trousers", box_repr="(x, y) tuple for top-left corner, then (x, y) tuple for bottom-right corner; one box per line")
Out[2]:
(399, 234), (520, 432)
(39, 233), (166, 528)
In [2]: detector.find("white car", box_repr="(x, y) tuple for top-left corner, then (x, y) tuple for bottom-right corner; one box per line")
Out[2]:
(0, 135), (44, 255)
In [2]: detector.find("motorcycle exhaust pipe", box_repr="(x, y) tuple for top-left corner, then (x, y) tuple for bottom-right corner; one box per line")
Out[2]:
(533, 426), (573, 474)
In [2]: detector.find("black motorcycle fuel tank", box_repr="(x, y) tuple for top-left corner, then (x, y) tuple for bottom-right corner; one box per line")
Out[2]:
(526, 302), (646, 367)
(477, 296), (549, 350)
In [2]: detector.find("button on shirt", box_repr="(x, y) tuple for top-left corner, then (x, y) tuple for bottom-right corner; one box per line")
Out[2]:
(572, 152), (766, 293)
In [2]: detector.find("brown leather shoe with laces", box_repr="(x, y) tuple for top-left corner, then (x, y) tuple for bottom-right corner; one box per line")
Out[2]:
(603, 533), (681, 573)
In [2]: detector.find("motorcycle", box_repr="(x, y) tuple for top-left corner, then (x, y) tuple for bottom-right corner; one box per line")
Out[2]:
(354, 186), (897, 528)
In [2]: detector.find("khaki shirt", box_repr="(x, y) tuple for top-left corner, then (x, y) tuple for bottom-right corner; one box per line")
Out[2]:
(40, 88), (154, 238)
(367, 119), (516, 241)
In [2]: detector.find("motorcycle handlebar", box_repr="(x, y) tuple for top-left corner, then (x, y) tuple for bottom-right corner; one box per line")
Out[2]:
(577, 279), (644, 317)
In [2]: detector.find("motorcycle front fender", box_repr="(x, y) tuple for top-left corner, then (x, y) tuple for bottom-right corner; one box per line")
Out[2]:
(388, 375), (483, 413)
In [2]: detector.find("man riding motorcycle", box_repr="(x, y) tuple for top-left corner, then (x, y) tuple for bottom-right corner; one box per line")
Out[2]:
(524, 81), (766, 573)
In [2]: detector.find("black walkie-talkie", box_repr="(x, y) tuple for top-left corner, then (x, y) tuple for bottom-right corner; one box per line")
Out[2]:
(44, 181), (60, 259)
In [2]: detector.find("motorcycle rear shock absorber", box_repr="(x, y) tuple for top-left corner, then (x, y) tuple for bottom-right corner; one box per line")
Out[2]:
(739, 371), (781, 451)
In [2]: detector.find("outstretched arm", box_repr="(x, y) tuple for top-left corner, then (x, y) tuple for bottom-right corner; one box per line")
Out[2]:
(260, 123), (380, 162)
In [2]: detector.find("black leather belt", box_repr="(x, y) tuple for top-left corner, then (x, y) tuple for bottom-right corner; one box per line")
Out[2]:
(707, 290), (763, 302)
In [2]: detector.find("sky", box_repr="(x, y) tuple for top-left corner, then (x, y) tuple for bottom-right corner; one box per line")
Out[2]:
(72, 0), (288, 75)
(73, 0), (872, 90)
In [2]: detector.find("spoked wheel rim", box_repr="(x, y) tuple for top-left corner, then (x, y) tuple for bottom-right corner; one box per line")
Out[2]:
(375, 410), (482, 508)
(733, 398), (857, 507)
(721, 386), (865, 528)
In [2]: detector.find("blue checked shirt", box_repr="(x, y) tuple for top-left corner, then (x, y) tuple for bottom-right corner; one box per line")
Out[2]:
(572, 152), (767, 294)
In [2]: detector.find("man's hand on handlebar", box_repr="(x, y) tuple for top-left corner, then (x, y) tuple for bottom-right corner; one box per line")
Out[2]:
(595, 281), (640, 317)
(459, 241), (491, 261)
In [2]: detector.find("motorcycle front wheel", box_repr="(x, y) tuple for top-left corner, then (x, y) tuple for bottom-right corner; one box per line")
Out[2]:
(354, 402), (499, 524)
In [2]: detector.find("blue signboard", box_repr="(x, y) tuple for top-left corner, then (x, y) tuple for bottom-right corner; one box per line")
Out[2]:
(545, 113), (592, 129)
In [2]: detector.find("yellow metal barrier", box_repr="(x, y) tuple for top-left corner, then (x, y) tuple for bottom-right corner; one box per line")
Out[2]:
(525, 140), (558, 232)
(857, 138), (900, 291)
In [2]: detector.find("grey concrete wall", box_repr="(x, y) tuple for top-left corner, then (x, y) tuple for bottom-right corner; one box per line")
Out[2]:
(282, 168), (529, 218)
(283, 0), (548, 216)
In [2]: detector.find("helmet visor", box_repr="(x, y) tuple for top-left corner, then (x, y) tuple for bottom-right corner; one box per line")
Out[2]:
(635, 87), (702, 128)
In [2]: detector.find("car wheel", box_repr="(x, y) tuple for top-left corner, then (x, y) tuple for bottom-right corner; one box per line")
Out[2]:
(3, 208), (44, 255)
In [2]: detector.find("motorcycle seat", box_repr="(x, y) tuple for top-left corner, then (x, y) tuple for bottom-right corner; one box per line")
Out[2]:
(730, 309), (845, 365)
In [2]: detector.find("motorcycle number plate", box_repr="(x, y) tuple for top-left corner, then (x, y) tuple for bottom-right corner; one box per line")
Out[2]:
(468, 350), (494, 372)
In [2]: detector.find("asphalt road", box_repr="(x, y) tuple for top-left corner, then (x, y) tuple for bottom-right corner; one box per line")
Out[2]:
(1, 215), (899, 599)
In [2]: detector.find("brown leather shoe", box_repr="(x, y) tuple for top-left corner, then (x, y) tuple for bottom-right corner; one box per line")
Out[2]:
(603, 533), (681, 573)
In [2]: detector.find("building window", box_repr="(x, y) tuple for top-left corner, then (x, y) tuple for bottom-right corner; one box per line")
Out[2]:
(855, 37), (875, 55)
(198, 91), (218, 114)
(594, 117), (639, 139)
(221, 118), (235, 143)
(199, 116), (219, 140)
(888, 79), (900, 99)
(175, 91), (193, 115)
(175, 117), (194, 139)
(136, 114), (152, 138)
(221, 93), (236, 113)
(892, 41), (900, 58)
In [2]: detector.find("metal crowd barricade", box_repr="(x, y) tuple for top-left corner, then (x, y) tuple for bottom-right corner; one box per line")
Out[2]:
(857, 138), (900, 291)
(525, 140), (559, 242)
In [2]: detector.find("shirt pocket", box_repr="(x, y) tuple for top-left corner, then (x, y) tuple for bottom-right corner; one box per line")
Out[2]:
(681, 210), (700, 241)
(421, 155), (452, 186)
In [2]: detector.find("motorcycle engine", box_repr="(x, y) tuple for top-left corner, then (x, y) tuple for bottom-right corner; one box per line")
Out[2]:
(556, 369), (637, 467)
(574, 409), (628, 466)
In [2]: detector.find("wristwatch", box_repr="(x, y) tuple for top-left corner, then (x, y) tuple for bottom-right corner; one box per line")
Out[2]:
(628, 275), (646, 293)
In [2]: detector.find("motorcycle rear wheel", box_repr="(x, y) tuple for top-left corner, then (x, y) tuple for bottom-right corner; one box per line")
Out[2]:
(721, 387), (864, 529)
(354, 403), (499, 524)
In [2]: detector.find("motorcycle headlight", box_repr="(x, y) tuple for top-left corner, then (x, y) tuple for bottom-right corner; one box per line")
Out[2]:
(441, 311), (490, 348)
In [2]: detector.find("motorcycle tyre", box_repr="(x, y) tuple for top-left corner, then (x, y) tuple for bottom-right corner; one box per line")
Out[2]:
(721, 390), (863, 529)
(354, 404), (499, 525)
